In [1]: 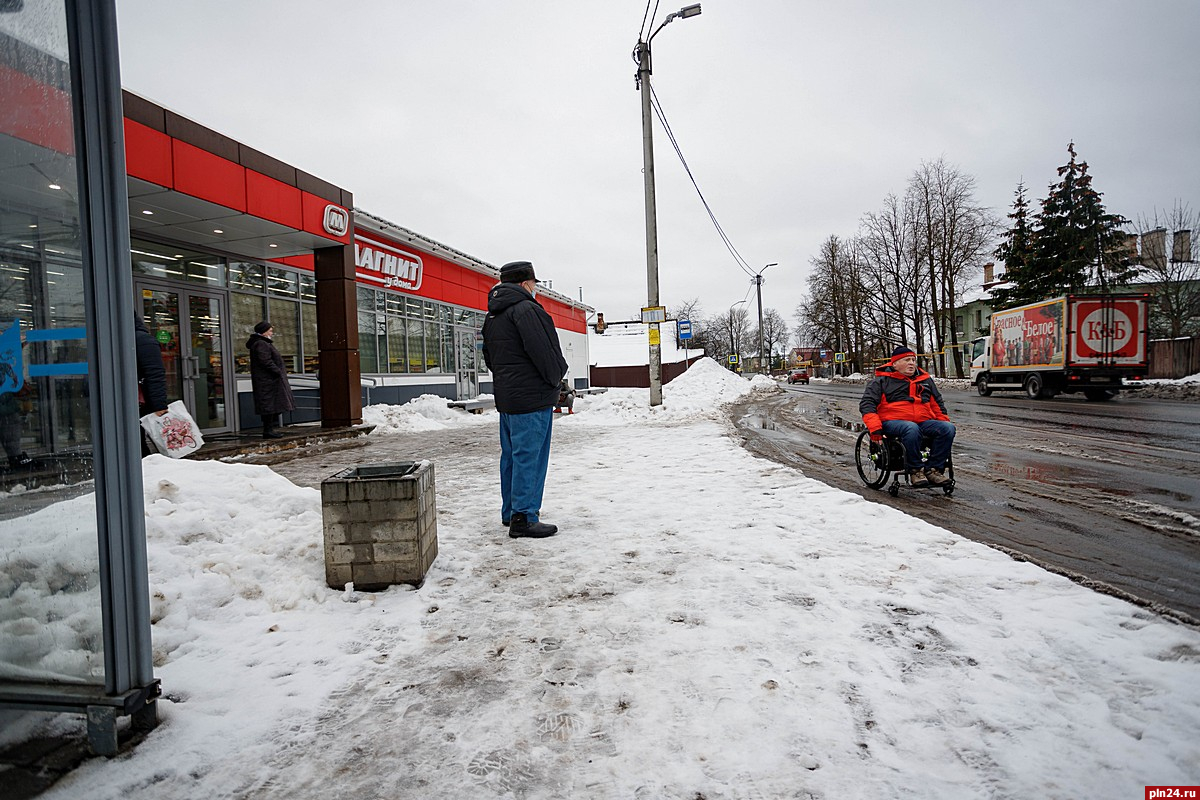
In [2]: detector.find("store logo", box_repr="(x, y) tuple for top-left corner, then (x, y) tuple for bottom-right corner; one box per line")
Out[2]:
(354, 236), (423, 291)
(1080, 307), (1132, 351)
(323, 204), (349, 237)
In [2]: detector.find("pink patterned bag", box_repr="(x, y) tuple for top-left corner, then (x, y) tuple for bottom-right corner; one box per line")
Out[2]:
(140, 400), (205, 458)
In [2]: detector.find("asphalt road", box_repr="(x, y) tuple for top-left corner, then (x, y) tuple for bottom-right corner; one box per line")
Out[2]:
(729, 381), (1200, 625)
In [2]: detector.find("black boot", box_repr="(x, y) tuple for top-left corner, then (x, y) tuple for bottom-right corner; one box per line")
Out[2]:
(262, 415), (284, 439)
(508, 513), (557, 539)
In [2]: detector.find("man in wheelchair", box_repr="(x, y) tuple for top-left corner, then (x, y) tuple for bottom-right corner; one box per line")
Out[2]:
(859, 345), (956, 488)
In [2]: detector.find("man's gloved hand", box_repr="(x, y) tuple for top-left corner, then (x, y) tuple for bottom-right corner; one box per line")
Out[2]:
(868, 428), (884, 443)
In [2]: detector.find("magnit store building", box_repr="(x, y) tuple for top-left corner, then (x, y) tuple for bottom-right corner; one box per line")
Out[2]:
(3, 79), (593, 462)
(0, 7), (588, 749)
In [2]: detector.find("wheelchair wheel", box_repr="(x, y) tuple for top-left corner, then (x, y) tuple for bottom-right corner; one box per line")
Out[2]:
(941, 456), (955, 496)
(855, 431), (891, 489)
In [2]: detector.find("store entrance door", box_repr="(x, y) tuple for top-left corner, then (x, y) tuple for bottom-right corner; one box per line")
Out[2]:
(137, 284), (232, 434)
(454, 327), (479, 399)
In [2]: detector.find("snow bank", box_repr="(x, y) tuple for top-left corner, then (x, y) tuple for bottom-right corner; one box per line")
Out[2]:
(363, 393), (495, 433)
(573, 357), (779, 425)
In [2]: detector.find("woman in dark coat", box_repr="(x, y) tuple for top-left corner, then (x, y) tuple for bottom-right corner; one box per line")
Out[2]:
(247, 321), (295, 438)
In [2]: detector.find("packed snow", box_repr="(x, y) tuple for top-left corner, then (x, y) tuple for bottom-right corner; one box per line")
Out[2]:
(4, 357), (1199, 798)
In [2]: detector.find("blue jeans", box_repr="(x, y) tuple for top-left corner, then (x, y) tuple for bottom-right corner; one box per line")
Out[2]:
(881, 419), (956, 471)
(499, 408), (554, 523)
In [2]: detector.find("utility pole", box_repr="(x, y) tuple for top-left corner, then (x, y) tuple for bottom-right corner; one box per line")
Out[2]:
(753, 263), (777, 374)
(636, 3), (701, 406)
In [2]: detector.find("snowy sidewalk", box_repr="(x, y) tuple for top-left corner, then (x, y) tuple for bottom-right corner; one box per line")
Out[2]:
(16, 361), (1200, 798)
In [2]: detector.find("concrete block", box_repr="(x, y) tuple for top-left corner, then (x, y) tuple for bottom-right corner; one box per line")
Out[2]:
(374, 541), (416, 562)
(325, 563), (353, 589)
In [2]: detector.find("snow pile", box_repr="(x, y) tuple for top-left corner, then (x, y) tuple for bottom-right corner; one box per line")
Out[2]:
(0, 493), (103, 683)
(575, 357), (777, 425)
(140, 456), (329, 667)
(363, 393), (495, 433)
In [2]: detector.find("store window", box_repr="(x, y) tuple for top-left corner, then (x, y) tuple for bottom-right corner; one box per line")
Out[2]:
(406, 316), (424, 372)
(387, 316), (406, 373)
(267, 266), (298, 298)
(231, 292), (264, 373)
(301, 303), (318, 374)
(267, 297), (300, 372)
(230, 263), (316, 375)
(229, 261), (265, 292)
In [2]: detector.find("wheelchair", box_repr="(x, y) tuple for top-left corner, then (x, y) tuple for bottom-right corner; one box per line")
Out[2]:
(854, 429), (955, 497)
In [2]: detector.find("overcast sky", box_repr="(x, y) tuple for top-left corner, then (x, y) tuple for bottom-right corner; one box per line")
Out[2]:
(114, 0), (1200, 330)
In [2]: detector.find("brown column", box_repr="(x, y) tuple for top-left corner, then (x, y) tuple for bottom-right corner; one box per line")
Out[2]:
(315, 240), (362, 427)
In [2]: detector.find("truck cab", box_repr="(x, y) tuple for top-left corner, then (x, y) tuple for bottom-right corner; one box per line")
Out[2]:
(969, 337), (988, 383)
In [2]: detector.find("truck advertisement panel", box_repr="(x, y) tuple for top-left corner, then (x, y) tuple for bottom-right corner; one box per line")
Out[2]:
(1068, 297), (1147, 366)
(990, 298), (1064, 370)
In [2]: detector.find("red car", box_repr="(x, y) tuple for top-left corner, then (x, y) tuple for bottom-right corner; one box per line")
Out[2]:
(787, 370), (810, 385)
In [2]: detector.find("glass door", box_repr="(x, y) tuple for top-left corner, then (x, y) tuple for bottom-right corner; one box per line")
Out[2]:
(137, 284), (232, 434)
(455, 327), (479, 399)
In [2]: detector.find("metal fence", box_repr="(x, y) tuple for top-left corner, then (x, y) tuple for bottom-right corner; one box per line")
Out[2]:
(1148, 335), (1200, 378)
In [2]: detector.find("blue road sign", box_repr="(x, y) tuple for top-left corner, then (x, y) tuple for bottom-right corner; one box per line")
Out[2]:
(678, 319), (693, 340)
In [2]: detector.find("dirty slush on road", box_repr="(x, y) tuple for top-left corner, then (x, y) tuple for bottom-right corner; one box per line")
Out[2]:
(728, 382), (1200, 627)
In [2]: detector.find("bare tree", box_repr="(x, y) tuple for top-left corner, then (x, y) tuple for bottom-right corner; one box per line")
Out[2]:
(1135, 203), (1200, 339)
(859, 193), (926, 363)
(669, 297), (704, 348)
(752, 308), (789, 372)
(708, 305), (752, 370)
(794, 235), (872, 374)
(908, 158), (998, 377)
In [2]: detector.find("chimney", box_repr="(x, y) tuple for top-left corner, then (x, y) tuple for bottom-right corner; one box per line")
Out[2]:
(1172, 229), (1193, 263)
(1142, 228), (1168, 268)
(983, 262), (994, 285)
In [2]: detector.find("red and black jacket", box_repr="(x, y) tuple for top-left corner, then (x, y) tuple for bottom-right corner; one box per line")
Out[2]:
(859, 362), (950, 433)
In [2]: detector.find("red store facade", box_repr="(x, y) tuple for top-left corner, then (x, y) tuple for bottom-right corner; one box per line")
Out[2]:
(117, 92), (591, 441)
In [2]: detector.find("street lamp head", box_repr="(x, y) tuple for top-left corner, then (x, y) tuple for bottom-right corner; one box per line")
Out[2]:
(651, 4), (702, 41)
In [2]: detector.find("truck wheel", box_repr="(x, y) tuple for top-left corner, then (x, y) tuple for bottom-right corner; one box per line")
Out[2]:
(976, 375), (992, 397)
(1084, 388), (1116, 402)
(1024, 374), (1044, 399)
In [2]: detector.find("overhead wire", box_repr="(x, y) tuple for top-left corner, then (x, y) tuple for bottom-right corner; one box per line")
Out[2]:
(639, 0), (661, 41)
(648, 80), (758, 279)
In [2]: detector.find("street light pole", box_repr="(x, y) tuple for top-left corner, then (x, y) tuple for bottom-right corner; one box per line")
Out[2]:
(729, 299), (746, 372)
(753, 262), (777, 374)
(636, 3), (701, 407)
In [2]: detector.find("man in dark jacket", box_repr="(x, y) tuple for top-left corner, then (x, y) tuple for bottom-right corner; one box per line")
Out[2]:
(247, 321), (295, 439)
(859, 345), (955, 488)
(481, 261), (568, 538)
(135, 316), (169, 456)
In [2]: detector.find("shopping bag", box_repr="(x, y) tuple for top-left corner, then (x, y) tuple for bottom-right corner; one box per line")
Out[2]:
(140, 400), (204, 458)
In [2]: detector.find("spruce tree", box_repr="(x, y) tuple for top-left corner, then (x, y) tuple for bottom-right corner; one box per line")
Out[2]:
(992, 182), (1037, 308)
(1030, 142), (1132, 296)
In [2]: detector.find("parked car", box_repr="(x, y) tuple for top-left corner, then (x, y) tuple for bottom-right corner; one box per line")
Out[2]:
(787, 370), (810, 385)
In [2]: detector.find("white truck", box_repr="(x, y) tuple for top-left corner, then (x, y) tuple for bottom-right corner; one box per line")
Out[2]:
(970, 294), (1150, 400)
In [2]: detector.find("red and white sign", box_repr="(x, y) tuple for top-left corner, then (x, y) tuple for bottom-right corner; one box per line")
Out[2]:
(354, 235), (423, 291)
(323, 204), (349, 236)
(1070, 298), (1146, 364)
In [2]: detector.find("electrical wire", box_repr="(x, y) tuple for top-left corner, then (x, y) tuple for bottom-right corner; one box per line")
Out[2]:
(649, 80), (758, 279)
(640, 0), (662, 42)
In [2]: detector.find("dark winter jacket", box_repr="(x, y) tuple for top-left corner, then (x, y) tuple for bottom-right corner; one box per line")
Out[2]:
(481, 283), (568, 414)
(247, 333), (296, 415)
(135, 317), (169, 416)
(859, 364), (951, 432)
